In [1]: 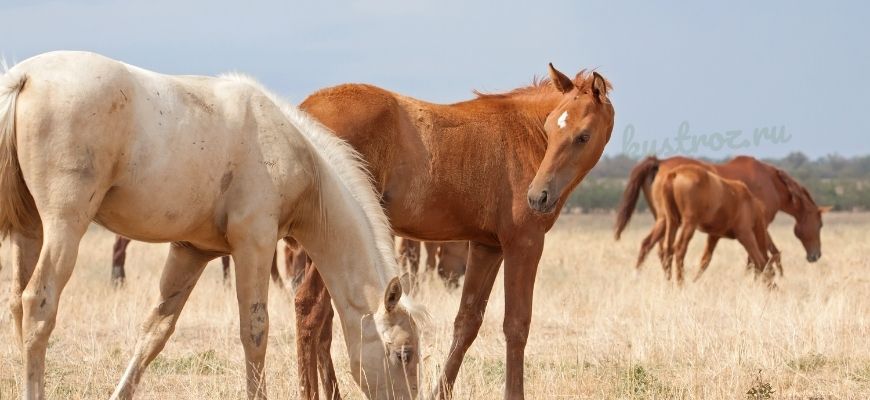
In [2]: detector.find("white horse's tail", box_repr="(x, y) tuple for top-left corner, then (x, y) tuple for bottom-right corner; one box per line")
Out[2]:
(0, 65), (38, 238)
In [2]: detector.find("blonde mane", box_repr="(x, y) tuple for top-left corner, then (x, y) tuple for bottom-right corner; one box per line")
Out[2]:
(220, 73), (426, 317)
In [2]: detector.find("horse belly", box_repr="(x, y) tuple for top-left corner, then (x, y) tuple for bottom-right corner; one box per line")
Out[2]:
(94, 180), (223, 244)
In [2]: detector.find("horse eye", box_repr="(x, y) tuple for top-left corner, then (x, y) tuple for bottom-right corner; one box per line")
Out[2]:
(395, 347), (414, 364)
(574, 134), (591, 144)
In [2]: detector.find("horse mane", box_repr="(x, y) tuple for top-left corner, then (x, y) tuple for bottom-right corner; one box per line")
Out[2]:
(219, 73), (427, 320)
(775, 168), (819, 211)
(472, 70), (613, 99)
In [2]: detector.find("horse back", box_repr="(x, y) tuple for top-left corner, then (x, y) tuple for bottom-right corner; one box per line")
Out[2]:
(300, 84), (511, 242)
(12, 52), (304, 247)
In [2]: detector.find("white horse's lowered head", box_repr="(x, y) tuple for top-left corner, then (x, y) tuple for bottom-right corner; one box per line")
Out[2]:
(0, 51), (425, 400)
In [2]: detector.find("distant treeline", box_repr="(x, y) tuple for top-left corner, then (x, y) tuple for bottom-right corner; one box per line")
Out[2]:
(567, 152), (870, 212)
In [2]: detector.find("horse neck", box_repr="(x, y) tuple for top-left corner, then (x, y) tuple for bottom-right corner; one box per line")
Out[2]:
(469, 92), (561, 169)
(772, 173), (811, 219)
(291, 157), (393, 353)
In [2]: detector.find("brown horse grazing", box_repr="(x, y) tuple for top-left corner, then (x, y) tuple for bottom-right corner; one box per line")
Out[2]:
(111, 235), (231, 285)
(615, 155), (828, 276)
(292, 64), (614, 400)
(424, 241), (470, 287)
(653, 165), (776, 284)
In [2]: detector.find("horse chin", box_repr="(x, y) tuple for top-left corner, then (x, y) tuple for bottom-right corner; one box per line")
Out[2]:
(529, 200), (558, 214)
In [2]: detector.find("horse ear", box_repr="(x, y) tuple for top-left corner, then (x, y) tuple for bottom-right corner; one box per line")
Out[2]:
(384, 277), (403, 313)
(548, 63), (575, 94)
(591, 71), (609, 101)
(819, 205), (833, 214)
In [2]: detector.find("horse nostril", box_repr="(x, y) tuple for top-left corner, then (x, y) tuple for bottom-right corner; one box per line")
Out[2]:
(540, 190), (548, 204)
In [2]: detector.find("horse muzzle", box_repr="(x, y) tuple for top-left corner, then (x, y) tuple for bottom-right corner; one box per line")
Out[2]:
(527, 188), (556, 214)
(807, 251), (821, 263)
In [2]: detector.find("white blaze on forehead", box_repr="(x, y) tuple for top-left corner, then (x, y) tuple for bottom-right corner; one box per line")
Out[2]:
(557, 111), (569, 129)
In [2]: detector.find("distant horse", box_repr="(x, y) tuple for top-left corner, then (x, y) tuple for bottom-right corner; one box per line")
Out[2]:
(423, 241), (470, 287)
(397, 238), (469, 287)
(615, 155), (827, 277)
(0, 51), (423, 400)
(293, 64), (614, 400)
(653, 165), (776, 284)
(396, 237), (421, 276)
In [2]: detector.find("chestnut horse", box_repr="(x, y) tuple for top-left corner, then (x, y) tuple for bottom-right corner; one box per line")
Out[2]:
(0, 51), (423, 400)
(293, 64), (614, 400)
(615, 155), (827, 275)
(654, 165), (776, 284)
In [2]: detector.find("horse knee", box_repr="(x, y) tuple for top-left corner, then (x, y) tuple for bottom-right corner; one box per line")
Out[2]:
(452, 311), (484, 344)
(503, 319), (530, 346)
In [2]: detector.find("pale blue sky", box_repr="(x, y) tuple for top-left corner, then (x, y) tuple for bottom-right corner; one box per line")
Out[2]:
(2, 0), (867, 158)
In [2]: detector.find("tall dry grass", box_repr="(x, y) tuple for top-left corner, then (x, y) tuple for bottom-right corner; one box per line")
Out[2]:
(1, 213), (868, 399)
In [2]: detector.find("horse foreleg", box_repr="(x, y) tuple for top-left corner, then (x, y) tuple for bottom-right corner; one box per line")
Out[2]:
(110, 244), (211, 399)
(317, 302), (341, 400)
(767, 236), (783, 277)
(229, 220), (277, 400)
(501, 234), (545, 400)
(434, 242), (503, 399)
(738, 229), (774, 288)
(295, 264), (330, 400)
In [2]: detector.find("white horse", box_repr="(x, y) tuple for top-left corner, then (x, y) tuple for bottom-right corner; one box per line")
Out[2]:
(0, 51), (424, 400)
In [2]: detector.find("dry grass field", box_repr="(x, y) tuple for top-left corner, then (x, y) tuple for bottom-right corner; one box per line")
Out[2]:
(1, 212), (868, 399)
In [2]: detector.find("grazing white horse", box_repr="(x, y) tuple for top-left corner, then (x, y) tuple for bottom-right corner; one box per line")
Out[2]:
(0, 51), (424, 400)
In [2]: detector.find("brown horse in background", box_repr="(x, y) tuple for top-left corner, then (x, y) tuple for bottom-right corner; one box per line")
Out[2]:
(654, 165), (776, 284)
(615, 155), (827, 275)
(396, 237), (422, 277)
(424, 241), (470, 287)
(293, 64), (615, 400)
(396, 238), (470, 287)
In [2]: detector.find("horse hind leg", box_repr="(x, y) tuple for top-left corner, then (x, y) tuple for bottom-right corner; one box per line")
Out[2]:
(672, 221), (697, 285)
(9, 228), (43, 347)
(110, 243), (212, 399)
(661, 217), (679, 281)
(20, 211), (95, 398)
(17, 171), (108, 398)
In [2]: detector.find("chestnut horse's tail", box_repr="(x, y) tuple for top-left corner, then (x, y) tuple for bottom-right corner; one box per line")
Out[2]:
(0, 68), (38, 238)
(614, 156), (659, 239)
